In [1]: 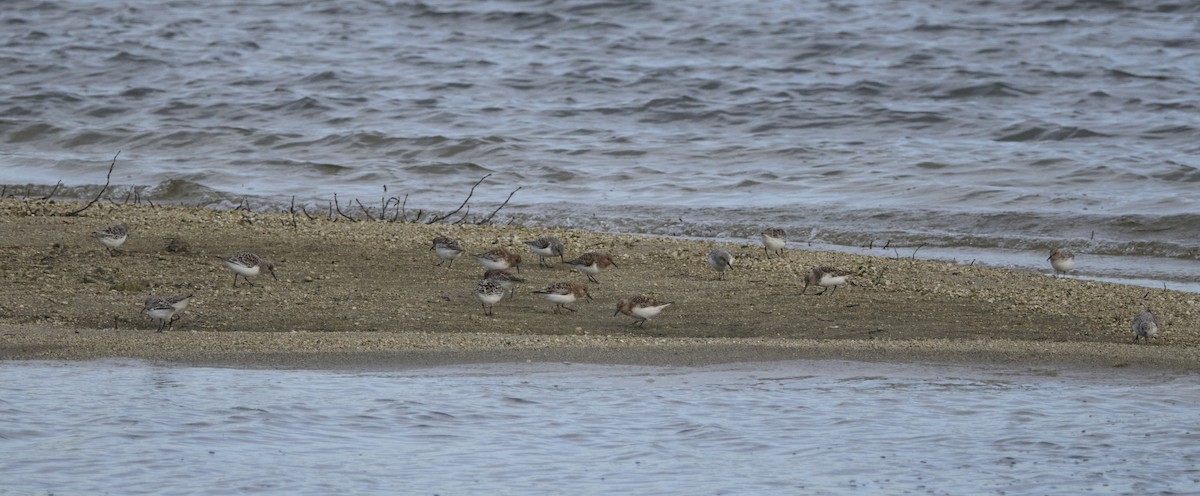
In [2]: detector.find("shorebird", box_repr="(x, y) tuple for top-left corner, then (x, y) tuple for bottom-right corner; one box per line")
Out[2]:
(525, 237), (565, 267)
(93, 224), (129, 254)
(474, 279), (505, 316)
(707, 249), (734, 280)
(532, 282), (592, 314)
(1131, 310), (1158, 344)
(431, 236), (464, 267)
(476, 248), (522, 273)
(1048, 248), (1075, 277)
(483, 269), (525, 298)
(761, 228), (786, 258)
(615, 295), (673, 327)
(220, 252), (277, 288)
(144, 294), (192, 332)
(564, 252), (617, 284)
(802, 266), (853, 295)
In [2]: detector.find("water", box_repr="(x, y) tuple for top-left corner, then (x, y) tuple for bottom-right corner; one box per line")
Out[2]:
(2, 360), (1198, 495)
(2, 0), (1200, 285)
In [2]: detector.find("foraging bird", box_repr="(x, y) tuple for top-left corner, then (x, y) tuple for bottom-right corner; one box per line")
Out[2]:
(1048, 248), (1075, 276)
(474, 279), (506, 316)
(144, 294), (192, 332)
(802, 266), (853, 295)
(564, 252), (617, 284)
(532, 282), (592, 314)
(525, 237), (565, 267)
(615, 295), (673, 327)
(707, 249), (734, 280)
(761, 228), (787, 258)
(476, 248), (522, 273)
(93, 224), (129, 253)
(431, 237), (464, 267)
(483, 269), (525, 298)
(220, 252), (277, 288)
(1131, 310), (1158, 344)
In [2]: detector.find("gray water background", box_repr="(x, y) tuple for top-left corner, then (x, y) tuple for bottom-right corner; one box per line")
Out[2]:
(2, 359), (1198, 495)
(2, 0), (1200, 285)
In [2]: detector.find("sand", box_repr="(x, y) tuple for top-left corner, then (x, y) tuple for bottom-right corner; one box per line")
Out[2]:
(1, 198), (1196, 371)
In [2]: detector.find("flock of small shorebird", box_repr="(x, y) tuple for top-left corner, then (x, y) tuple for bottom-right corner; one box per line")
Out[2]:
(90, 222), (1159, 343)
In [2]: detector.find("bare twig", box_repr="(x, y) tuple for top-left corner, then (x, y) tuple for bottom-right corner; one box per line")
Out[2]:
(61, 151), (119, 216)
(399, 194), (410, 222)
(289, 196), (298, 229)
(476, 186), (521, 225)
(882, 240), (891, 250)
(333, 193), (356, 222)
(40, 181), (63, 201)
(354, 198), (373, 220)
(427, 173), (490, 224)
(453, 205), (471, 225)
(911, 244), (926, 260)
(301, 204), (315, 221)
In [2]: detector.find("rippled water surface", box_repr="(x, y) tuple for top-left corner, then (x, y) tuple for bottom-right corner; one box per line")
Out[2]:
(2, 0), (1199, 283)
(2, 360), (1198, 495)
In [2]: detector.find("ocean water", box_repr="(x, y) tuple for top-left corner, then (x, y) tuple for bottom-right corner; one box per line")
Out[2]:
(2, 360), (1198, 495)
(2, 0), (1199, 284)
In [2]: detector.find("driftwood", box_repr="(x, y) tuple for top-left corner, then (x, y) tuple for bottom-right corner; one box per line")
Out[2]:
(60, 151), (119, 216)
(476, 186), (521, 225)
(426, 173), (489, 224)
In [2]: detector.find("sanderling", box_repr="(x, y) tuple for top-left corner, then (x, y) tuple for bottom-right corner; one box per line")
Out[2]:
(802, 266), (853, 295)
(532, 281), (592, 314)
(220, 252), (277, 287)
(761, 228), (787, 258)
(93, 224), (129, 253)
(707, 249), (734, 280)
(476, 248), (522, 273)
(1048, 248), (1075, 276)
(1131, 310), (1158, 344)
(474, 279), (506, 316)
(564, 252), (618, 284)
(144, 294), (192, 332)
(525, 236), (565, 266)
(431, 236), (464, 267)
(615, 295), (673, 327)
(484, 269), (525, 298)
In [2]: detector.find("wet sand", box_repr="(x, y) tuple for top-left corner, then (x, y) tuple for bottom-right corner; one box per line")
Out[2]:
(1, 199), (1196, 371)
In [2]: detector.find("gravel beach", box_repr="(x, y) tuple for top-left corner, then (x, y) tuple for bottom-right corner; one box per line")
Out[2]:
(2, 199), (1196, 371)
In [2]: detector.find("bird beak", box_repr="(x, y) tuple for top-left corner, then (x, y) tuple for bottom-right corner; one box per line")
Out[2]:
(613, 308), (620, 316)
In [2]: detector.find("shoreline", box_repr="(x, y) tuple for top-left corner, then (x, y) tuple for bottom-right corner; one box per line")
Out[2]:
(1, 199), (1197, 372)
(4, 326), (1199, 373)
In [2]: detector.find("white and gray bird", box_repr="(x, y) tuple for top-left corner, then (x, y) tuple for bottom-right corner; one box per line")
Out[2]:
(93, 224), (129, 253)
(1048, 248), (1075, 276)
(525, 236), (565, 266)
(220, 252), (277, 288)
(1131, 311), (1158, 344)
(431, 236), (464, 267)
(707, 249), (734, 280)
(144, 294), (192, 332)
(802, 266), (853, 296)
(761, 228), (786, 258)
